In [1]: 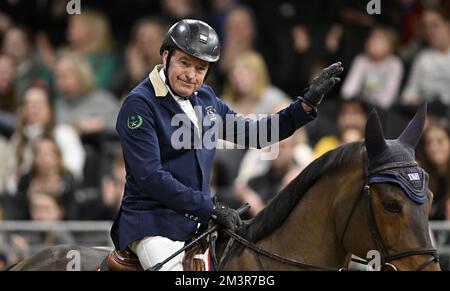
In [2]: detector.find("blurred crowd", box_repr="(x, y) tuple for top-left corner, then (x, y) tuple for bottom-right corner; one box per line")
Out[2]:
(1, 0), (450, 269)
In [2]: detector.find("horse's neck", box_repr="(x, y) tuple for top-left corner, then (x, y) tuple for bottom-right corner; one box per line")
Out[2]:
(223, 159), (365, 270)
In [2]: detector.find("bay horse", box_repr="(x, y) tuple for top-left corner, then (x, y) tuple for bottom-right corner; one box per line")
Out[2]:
(10, 105), (440, 271)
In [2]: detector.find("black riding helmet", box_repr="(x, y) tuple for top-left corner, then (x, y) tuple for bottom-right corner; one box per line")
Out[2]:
(160, 19), (221, 63)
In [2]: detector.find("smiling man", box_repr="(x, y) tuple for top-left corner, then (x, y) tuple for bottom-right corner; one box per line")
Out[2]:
(110, 19), (343, 271)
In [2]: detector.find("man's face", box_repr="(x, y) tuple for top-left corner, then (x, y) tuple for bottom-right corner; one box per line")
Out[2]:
(162, 49), (209, 97)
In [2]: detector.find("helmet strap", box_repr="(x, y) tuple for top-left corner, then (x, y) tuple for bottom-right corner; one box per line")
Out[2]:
(163, 48), (181, 97)
(204, 63), (213, 83)
(163, 48), (174, 83)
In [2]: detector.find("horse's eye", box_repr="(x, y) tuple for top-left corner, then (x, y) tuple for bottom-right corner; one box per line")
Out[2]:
(382, 200), (402, 214)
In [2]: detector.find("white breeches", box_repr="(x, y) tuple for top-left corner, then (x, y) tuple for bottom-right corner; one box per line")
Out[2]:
(129, 236), (185, 271)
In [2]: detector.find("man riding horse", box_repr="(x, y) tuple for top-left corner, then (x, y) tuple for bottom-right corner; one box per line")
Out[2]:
(10, 103), (440, 271)
(110, 18), (343, 271)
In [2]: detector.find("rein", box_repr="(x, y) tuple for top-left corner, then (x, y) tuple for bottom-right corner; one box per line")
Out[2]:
(218, 229), (342, 271)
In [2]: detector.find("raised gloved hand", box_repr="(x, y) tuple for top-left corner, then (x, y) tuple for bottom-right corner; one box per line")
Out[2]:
(299, 62), (344, 110)
(211, 202), (243, 232)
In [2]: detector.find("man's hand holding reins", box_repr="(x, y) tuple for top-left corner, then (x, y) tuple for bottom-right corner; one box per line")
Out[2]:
(211, 202), (243, 232)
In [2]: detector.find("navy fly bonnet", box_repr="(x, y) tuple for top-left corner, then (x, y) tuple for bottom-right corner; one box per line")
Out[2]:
(365, 103), (429, 204)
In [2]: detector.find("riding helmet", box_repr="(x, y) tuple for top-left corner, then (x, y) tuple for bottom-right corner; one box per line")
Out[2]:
(160, 19), (220, 63)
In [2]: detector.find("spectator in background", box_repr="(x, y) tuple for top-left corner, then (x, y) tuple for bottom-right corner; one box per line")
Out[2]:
(402, 8), (450, 110)
(29, 189), (77, 249)
(419, 119), (450, 220)
(161, 0), (201, 24)
(313, 99), (367, 159)
(0, 54), (16, 138)
(14, 137), (78, 220)
(66, 10), (118, 90)
(28, 191), (69, 222)
(39, 9), (118, 91)
(222, 51), (291, 115)
(53, 53), (119, 136)
(113, 16), (168, 98)
(219, 6), (256, 78)
(341, 26), (403, 109)
(7, 191), (75, 264)
(53, 52), (119, 188)
(2, 26), (44, 99)
(130, 17), (168, 76)
(4, 87), (85, 195)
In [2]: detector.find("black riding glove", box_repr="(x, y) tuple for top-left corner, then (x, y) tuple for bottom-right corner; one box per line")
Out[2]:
(211, 203), (243, 232)
(299, 62), (344, 110)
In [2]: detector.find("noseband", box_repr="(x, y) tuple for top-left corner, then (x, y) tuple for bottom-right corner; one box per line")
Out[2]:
(217, 160), (439, 271)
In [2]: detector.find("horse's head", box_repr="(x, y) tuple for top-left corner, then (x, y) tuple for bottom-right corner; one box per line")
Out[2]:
(361, 103), (440, 271)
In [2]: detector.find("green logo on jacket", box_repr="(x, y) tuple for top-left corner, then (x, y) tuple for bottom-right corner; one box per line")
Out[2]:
(128, 114), (143, 130)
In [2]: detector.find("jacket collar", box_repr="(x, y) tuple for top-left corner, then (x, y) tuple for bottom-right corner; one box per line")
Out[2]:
(149, 65), (168, 97)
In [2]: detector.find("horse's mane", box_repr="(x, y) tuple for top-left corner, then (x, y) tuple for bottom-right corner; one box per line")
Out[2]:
(243, 141), (365, 243)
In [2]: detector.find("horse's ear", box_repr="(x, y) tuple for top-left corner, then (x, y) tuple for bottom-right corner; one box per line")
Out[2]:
(398, 103), (427, 149)
(365, 109), (387, 159)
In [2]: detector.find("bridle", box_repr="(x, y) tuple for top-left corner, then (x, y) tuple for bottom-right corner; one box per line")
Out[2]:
(216, 159), (439, 271)
(342, 160), (439, 271)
